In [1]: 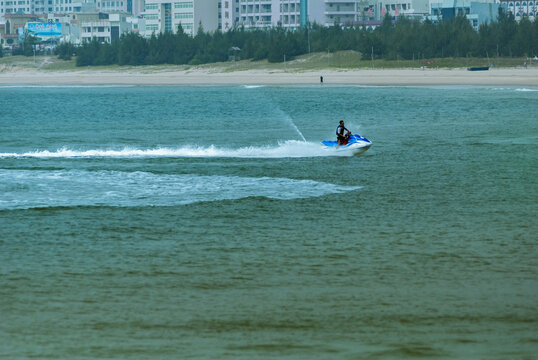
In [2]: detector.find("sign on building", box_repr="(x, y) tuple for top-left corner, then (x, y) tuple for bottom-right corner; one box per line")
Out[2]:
(27, 23), (63, 38)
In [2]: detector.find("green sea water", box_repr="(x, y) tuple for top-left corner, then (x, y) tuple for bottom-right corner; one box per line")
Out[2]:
(0, 85), (537, 359)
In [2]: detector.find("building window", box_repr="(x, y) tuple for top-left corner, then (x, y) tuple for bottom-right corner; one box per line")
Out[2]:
(174, 1), (193, 8)
(174, 12), (193, 19)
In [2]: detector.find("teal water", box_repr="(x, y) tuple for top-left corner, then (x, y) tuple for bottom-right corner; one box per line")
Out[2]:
(1, 85), (537, 359)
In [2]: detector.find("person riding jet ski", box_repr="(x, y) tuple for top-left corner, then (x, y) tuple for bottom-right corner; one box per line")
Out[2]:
(336, 120), (351, 146)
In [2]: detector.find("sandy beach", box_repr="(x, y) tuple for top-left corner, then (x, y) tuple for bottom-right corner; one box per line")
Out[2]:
(0, 67), (537, 86)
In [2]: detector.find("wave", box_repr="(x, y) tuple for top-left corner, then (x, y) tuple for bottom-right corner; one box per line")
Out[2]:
(0, 169), (361, 210)
(491, 87), (538, 92)
(514, 88), (538, 92)
(0, 141), (352, 159)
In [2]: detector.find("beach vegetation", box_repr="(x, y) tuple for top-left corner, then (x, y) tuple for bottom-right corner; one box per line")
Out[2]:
(60, 10), (538, 67)
(12, 34), (41, 57)
(55, 42), (78, 60)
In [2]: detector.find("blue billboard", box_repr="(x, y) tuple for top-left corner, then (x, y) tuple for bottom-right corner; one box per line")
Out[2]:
(27, 23), (62, 38)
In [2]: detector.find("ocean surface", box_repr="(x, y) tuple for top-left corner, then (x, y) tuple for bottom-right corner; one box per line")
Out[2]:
(0, 85), (537, 359)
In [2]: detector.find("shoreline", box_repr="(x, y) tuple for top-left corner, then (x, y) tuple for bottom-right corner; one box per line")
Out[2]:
(1, 67), (537, 86)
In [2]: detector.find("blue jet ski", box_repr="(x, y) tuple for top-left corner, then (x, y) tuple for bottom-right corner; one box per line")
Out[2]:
(322, 133), (372, 155)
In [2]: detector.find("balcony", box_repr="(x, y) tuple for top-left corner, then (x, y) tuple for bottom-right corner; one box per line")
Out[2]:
(325, 10), (357, 15)
(325, 0), (356, 4)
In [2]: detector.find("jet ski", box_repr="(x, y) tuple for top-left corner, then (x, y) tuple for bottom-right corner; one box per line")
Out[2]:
(322, 133), (372, 155)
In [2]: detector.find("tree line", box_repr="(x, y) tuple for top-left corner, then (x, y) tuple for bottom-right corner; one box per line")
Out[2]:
(54, 10), (538, 67)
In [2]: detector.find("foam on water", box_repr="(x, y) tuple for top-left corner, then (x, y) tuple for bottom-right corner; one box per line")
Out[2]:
(490, 87), (538, 92)
(0, 169), (361, 210)
(0, 141), (350, 159)
(514, 88), (538, 92)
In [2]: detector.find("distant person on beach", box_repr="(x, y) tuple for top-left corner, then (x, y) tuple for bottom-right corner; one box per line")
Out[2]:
(336, 120), (350, 146)
(320, 76), (323, 84)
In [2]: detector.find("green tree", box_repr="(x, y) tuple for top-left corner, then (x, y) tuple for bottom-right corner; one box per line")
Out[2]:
(173, 24), (195, 64)
(55, 42), (77, 60)
(497, 8), (518, 56)
(22, 34), (40, 57)
(512, 16), (533, 56)
(267, 25), (286, 62)
(94, 40), (118, 65)
(76, 38), (101, 66)
(72, 14), (538, 68)
(533, 16), (538, 56)
(118, 32), (148, 65)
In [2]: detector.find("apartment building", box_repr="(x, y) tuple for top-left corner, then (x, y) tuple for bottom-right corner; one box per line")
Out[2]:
(236, 0), (275, 28)
(233, 0), (323, 30)
(428, 0), (501, 30)
(1, 0), (34, 15)
(95, 0), (128, 14)
(324, 1), (364, 25)
(80, 12), (131, 42)
(375, 0), (429, 19)
(220, 0), (239, 31)
(0, 0), (144, 16)
(226, 0), (438, 30)
(0, 0), (88, 15)
(142, 0), (219, 36)
(499, 0), (536, 19)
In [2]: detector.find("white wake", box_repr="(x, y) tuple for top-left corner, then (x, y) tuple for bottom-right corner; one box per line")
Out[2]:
(0, 141), (351, 159)
(0, 170), (361, 209)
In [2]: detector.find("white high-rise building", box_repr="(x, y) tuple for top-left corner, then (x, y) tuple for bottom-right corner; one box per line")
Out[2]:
(219, 0), (434, 30)
(1, 0), (39, 15)
(375, 0), (429, 20)
(95, 0), (129, 14)
(142, 0), (219, 36)
(232, 0), (324, 30)
(499, 0), (536, 20)
(130, 0), (144, 15)
(220, 0), (239, 31)
(323, 1), (430, 24)
(0, 0), (144, 16)
(236, 0), (277, 28)
(324, 0), (363, 25)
